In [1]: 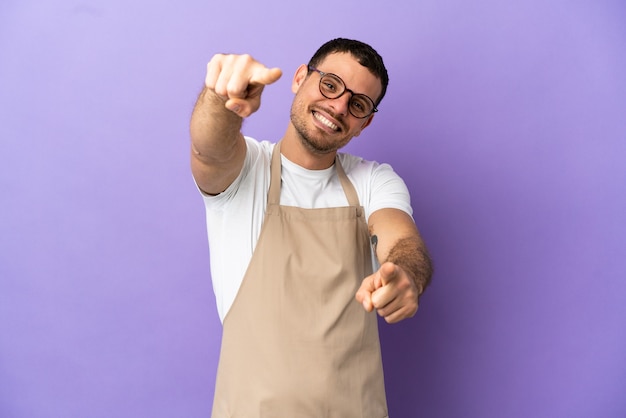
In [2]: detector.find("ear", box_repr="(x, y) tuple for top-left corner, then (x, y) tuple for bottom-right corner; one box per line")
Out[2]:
(354, 114), (375, 137)
(291, 64), (309, 93)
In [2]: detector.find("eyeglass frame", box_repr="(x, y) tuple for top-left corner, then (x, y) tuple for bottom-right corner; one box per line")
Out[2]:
(307, 65), (379, 119)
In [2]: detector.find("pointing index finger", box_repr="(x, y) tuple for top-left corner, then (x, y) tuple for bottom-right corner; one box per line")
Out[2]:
(250, 66), (283, 86)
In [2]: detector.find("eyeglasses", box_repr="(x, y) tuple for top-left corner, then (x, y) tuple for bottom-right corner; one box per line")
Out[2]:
(307, 65), (378, 119)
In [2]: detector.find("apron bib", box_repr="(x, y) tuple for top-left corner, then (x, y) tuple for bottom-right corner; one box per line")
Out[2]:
(211, 142), (388, 418)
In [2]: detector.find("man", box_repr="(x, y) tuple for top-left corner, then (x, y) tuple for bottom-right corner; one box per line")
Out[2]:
(190, 38), (432, 417)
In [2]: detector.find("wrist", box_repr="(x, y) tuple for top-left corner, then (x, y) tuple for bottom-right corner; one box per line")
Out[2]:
(386, 237), (433, 295)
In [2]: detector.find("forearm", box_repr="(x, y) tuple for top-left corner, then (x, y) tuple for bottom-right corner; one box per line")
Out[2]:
(190, 86), (243, 163)
(190, 54), (281, 195)
(385, 235), (433, 295)
(189, 87), (247, 194)
(368, 209), (433, 296)
(358, 228), (433, 323)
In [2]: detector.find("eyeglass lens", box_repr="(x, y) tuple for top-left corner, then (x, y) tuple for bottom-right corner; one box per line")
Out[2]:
(319, 74), (375, 118)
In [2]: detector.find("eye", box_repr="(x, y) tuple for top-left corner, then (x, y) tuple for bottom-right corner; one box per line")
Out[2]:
(323, 81), (337, 92)
(351, 100), (365, 111)
(320, 75), (342, 95)
(351, 96), (371, 114)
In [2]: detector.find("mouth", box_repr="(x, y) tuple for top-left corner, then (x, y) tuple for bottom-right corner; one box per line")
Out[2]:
(313, 111), (340, 132)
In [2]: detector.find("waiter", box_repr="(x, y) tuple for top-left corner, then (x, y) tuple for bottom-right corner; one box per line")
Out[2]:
(190, 38), (433, 417)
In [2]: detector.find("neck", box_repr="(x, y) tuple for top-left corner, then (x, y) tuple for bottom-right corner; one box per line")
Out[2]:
(280, 125), (337, 170)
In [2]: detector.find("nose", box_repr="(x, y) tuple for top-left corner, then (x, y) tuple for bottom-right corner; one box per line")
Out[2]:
(329, 90), (352, 117)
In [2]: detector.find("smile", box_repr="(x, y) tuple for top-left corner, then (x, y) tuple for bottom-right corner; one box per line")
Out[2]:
(313, 111), (339, 131)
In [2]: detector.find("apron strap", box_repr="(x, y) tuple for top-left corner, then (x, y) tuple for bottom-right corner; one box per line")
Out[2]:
(268, 141), (282, 205)
(269, 141), (362, 209)
(335, 154), (361, 208)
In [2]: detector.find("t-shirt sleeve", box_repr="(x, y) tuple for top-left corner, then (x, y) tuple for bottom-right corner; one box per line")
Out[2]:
(198, 136), (263, 211)
(367, 162), (414, 220)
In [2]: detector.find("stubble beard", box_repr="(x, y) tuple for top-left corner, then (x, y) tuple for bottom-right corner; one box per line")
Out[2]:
(289, 98), (350, 155)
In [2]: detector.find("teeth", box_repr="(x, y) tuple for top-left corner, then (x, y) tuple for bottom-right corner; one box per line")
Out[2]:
(314, 112), (338, 131)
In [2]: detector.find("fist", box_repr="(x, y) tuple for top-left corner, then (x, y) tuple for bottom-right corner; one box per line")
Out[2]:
(205, 53), (283, 118)
(355, 262), (420, 324)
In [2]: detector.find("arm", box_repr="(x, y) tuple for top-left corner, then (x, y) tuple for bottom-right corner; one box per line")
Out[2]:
(355, 208), (433, 323)
(190, 54), (282, 195)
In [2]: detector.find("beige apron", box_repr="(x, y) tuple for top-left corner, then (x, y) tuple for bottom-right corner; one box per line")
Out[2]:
(211, 142), (388, 418)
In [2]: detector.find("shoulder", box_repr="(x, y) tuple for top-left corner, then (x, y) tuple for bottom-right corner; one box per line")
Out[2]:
(338, 151), (413, 218)
(337, 152), (375, 176)
(244, 136), (274, 160)
(337, 152), (403, 184)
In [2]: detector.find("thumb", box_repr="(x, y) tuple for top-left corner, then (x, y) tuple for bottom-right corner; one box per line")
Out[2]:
(250, 67), (283, 86)
(225, 98), (255, 118)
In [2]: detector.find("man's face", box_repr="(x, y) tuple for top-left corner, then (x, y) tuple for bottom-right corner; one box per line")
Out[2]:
(289, 52), (383, 155)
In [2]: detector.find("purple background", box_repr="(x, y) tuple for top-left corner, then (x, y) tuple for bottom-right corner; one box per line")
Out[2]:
(1, 0), (625, 417)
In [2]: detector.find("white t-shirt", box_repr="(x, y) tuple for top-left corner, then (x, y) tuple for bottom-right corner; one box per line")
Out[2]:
(201, 137), (413, 322)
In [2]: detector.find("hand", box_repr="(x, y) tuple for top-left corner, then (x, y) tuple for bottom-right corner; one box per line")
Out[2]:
(355, 262), (420, 324)
(205, 53), (282, 118)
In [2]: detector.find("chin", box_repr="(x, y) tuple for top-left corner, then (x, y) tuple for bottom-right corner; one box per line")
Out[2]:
(299, 136), (335, 155)
(302, 133), (353, 155)
(291, 108), (349, 154)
